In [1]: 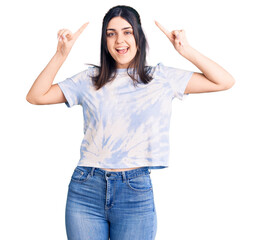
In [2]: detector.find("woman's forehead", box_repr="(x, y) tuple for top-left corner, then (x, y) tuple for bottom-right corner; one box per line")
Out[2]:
(107, 17), (132, 30)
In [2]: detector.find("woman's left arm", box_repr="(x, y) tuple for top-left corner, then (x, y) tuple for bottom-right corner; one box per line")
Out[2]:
(155, 21), (235, 94)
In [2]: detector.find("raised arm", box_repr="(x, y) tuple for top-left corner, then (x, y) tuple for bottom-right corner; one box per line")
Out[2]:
(26, 22), (89, 105)
(154, 21), (235, 94)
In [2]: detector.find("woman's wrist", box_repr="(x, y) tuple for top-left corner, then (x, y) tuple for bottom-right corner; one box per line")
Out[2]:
(54, 50), (69, 61)
(178, 44), (196, 60)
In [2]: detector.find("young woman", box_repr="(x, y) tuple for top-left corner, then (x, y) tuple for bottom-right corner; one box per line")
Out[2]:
(26, 5), (235, 240)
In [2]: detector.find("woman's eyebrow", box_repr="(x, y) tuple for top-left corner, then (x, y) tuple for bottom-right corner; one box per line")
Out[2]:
(106, 27), (132, 31)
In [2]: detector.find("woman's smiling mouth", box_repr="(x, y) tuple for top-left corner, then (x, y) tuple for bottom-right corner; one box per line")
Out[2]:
(116, 47), (129, 54)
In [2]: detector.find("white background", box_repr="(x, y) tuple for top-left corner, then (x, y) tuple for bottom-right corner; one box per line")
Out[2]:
(1, 0), (260, 239)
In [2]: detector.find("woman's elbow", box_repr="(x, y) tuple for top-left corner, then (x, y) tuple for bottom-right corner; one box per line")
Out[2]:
(26, 94), (38, 105)
(223, 76), (236, 90)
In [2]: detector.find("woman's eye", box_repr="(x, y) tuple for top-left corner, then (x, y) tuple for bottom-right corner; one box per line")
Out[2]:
(106, 31), (132, 37)
(107, 32), (115, 37)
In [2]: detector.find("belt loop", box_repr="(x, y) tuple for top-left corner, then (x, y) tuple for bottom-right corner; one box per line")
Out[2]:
(91, 167), (95, 177)
(122, 171), (126, 183)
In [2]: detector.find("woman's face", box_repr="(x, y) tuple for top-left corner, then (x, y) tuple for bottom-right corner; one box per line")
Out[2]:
(106, 17), (137, 69)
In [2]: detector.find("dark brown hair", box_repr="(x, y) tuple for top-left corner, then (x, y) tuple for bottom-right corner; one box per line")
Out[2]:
(89, 5), (153, 90)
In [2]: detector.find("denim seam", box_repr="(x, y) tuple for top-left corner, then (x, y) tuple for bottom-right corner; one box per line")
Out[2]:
(71, 172), (92, 183)
(126, 175), (153, 192)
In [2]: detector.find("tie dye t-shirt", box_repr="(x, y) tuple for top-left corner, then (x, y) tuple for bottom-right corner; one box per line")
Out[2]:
(57, 63), (193, 169)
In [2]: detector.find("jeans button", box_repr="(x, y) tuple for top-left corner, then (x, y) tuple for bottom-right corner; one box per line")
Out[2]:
(106, 173), (111, 177)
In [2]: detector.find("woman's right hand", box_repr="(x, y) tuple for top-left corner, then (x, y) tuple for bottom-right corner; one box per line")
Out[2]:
(56, 22), (89, 57)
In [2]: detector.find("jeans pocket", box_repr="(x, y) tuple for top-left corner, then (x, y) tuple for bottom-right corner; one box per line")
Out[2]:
(71, 166), (92, 183)
(127, 173), (153, 192)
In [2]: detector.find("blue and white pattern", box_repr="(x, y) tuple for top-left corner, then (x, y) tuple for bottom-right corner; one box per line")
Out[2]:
(58, 63), (193, 169)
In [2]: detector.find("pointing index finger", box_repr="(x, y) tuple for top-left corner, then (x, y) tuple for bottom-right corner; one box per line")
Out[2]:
(75, 22), (89, 38)
(155, 21), (171, 39)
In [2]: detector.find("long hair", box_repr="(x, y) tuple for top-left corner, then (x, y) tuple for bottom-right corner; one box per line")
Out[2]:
(90, 5), (153, 90)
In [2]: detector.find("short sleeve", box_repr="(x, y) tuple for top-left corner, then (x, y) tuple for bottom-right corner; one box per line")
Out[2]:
(57, 68), (91, 108)
(157, 63), (194, 101)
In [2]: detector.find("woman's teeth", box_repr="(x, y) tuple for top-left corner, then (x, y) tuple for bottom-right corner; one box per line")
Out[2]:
(116, 48), (128, 54)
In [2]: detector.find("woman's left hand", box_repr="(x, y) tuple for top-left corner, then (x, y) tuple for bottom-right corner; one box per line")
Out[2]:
(155, 21), (189, 55)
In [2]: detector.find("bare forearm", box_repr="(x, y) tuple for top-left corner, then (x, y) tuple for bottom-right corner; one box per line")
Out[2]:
(181, 46), (235, 88)
(26, 52), (67, 101)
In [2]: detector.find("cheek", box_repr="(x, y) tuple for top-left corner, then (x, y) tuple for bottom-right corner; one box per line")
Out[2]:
(131, 43), (138, 55)
(130, 39), (137, 52)
(106, 42), (111, 51)
(106, 42), (115, 56)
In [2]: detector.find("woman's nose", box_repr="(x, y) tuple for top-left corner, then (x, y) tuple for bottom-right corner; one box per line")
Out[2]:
(116, 33), (124, 44)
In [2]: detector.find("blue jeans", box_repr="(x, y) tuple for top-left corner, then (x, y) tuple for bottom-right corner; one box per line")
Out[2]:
(65, 166), (157, 240)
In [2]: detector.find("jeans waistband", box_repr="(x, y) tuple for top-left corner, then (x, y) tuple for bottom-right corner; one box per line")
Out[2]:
(76, 166), (151, 181)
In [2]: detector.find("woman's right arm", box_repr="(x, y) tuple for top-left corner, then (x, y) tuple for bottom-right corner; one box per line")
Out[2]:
(26, 22), (89, 105)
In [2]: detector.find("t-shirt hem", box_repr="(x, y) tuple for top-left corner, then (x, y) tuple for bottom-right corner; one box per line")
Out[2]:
(76, 162), (169, 170)
(57, 81), (73, 108)
(178, 71), (194, 101)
